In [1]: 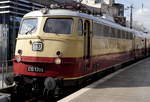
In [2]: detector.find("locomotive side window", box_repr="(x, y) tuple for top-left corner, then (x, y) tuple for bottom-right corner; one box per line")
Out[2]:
(116, 29), (119, 38)
(128, 32), (131, 39)
(108, 26), (111, 37)
(110, 27), (112, 37)
(126, 32), (129, 39)
(129, 32), (133, 39)
(122, 31), (125, 39)
(120, 30), (123, 38)
(19, 18), (37, 35)
(104, 25), (109, 37)
(128, 32), (132, 39)
(117, 29), (121, 38)
(93, 23), (97, 36)
(93, 22), (100, 36)
(130, 33), (133, 39)
(103, 25), (106, 36)
(44, 18), (73, 34)
(112, 28), (116, 38)
(100, 24), (104, 36)
(125, 31), (128, 39)
(93, 22), (104, 37)
(106, 26), (109, 37)
(78, 19), (83, 36)
(93, 23), (133, 40)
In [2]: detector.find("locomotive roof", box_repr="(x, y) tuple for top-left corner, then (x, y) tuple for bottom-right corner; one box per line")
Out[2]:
(24, 9), (149, 39)
(24, 9), (132, 31)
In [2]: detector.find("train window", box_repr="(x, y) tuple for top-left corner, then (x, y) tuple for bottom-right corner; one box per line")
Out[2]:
(125, 31), (127, 39)
(128, 32), (131, 39)
(44, 18), (73, 34)
(104, 25), (109, 37)
(78, 19), (83, 36)
(122, 31), (126, 39)
(103, 25), (106, 36)
(93, 22), (98, 36)
(19, 18), (37, 35)
(114, 28), (117, 38)
(122, 31), (125, 38)
(116, 29), (121, 38)
(116, 29), (119, 38)
(130, 33), (133, 39)
(110, 27), (114, 37)
(125, 31), (128, 39)
(100, 25), (104, 36)
(93, 22), (102, 36)
(119, 30), (122, 38)
(108, 26), (111, 37)
(129, 32), (133, 39)
(129, 33), (131, 39)
(126, 32), (129, 39)
(120, 30), (123, 38)
(107, 26), (110, 37)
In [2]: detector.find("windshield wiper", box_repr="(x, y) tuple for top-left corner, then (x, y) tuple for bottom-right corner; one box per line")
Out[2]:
(25, 26), (36, 35)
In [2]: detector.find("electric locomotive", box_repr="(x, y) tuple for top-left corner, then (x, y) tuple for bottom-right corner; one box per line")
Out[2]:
(4, 6), (150, 98)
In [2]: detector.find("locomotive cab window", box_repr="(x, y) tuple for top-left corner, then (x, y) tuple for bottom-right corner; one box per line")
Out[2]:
(44, 18), (73, 34)
(19, 18), (37, 35)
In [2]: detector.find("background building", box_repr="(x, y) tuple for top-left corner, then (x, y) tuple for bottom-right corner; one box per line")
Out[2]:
(0, 0), (52, 64)
(81, 0), (125, 26)
(82, 0), (123, 16)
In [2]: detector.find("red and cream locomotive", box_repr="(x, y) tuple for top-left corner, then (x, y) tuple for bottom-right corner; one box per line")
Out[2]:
(4, 5), (150, 98)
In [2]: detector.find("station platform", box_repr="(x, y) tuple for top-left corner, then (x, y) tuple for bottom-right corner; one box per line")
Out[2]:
(59, 58), (150, 102)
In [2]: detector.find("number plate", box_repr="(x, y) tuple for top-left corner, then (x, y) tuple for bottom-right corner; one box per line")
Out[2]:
(27, 66), (44, 73)
(32, 42), (43, 51)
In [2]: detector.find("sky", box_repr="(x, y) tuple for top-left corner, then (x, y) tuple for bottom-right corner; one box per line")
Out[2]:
(116, 0), (150, 30)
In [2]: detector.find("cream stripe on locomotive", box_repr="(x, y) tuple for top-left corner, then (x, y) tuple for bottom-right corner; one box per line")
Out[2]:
(16, 37), (84, 58)
(16, 37), (133, 58)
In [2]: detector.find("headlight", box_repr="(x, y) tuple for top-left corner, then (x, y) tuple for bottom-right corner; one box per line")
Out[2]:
(55, 58), (61, 64)
(16, 56), (21, 62)
(32, 42), (43, 51)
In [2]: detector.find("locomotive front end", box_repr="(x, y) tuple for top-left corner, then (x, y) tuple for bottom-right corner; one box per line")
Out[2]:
(10, 10), (84, 98)
(14, 12), (80, 78)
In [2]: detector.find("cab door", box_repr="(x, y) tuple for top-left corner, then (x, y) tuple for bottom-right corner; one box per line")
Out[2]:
(83, 20), (92, 73)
